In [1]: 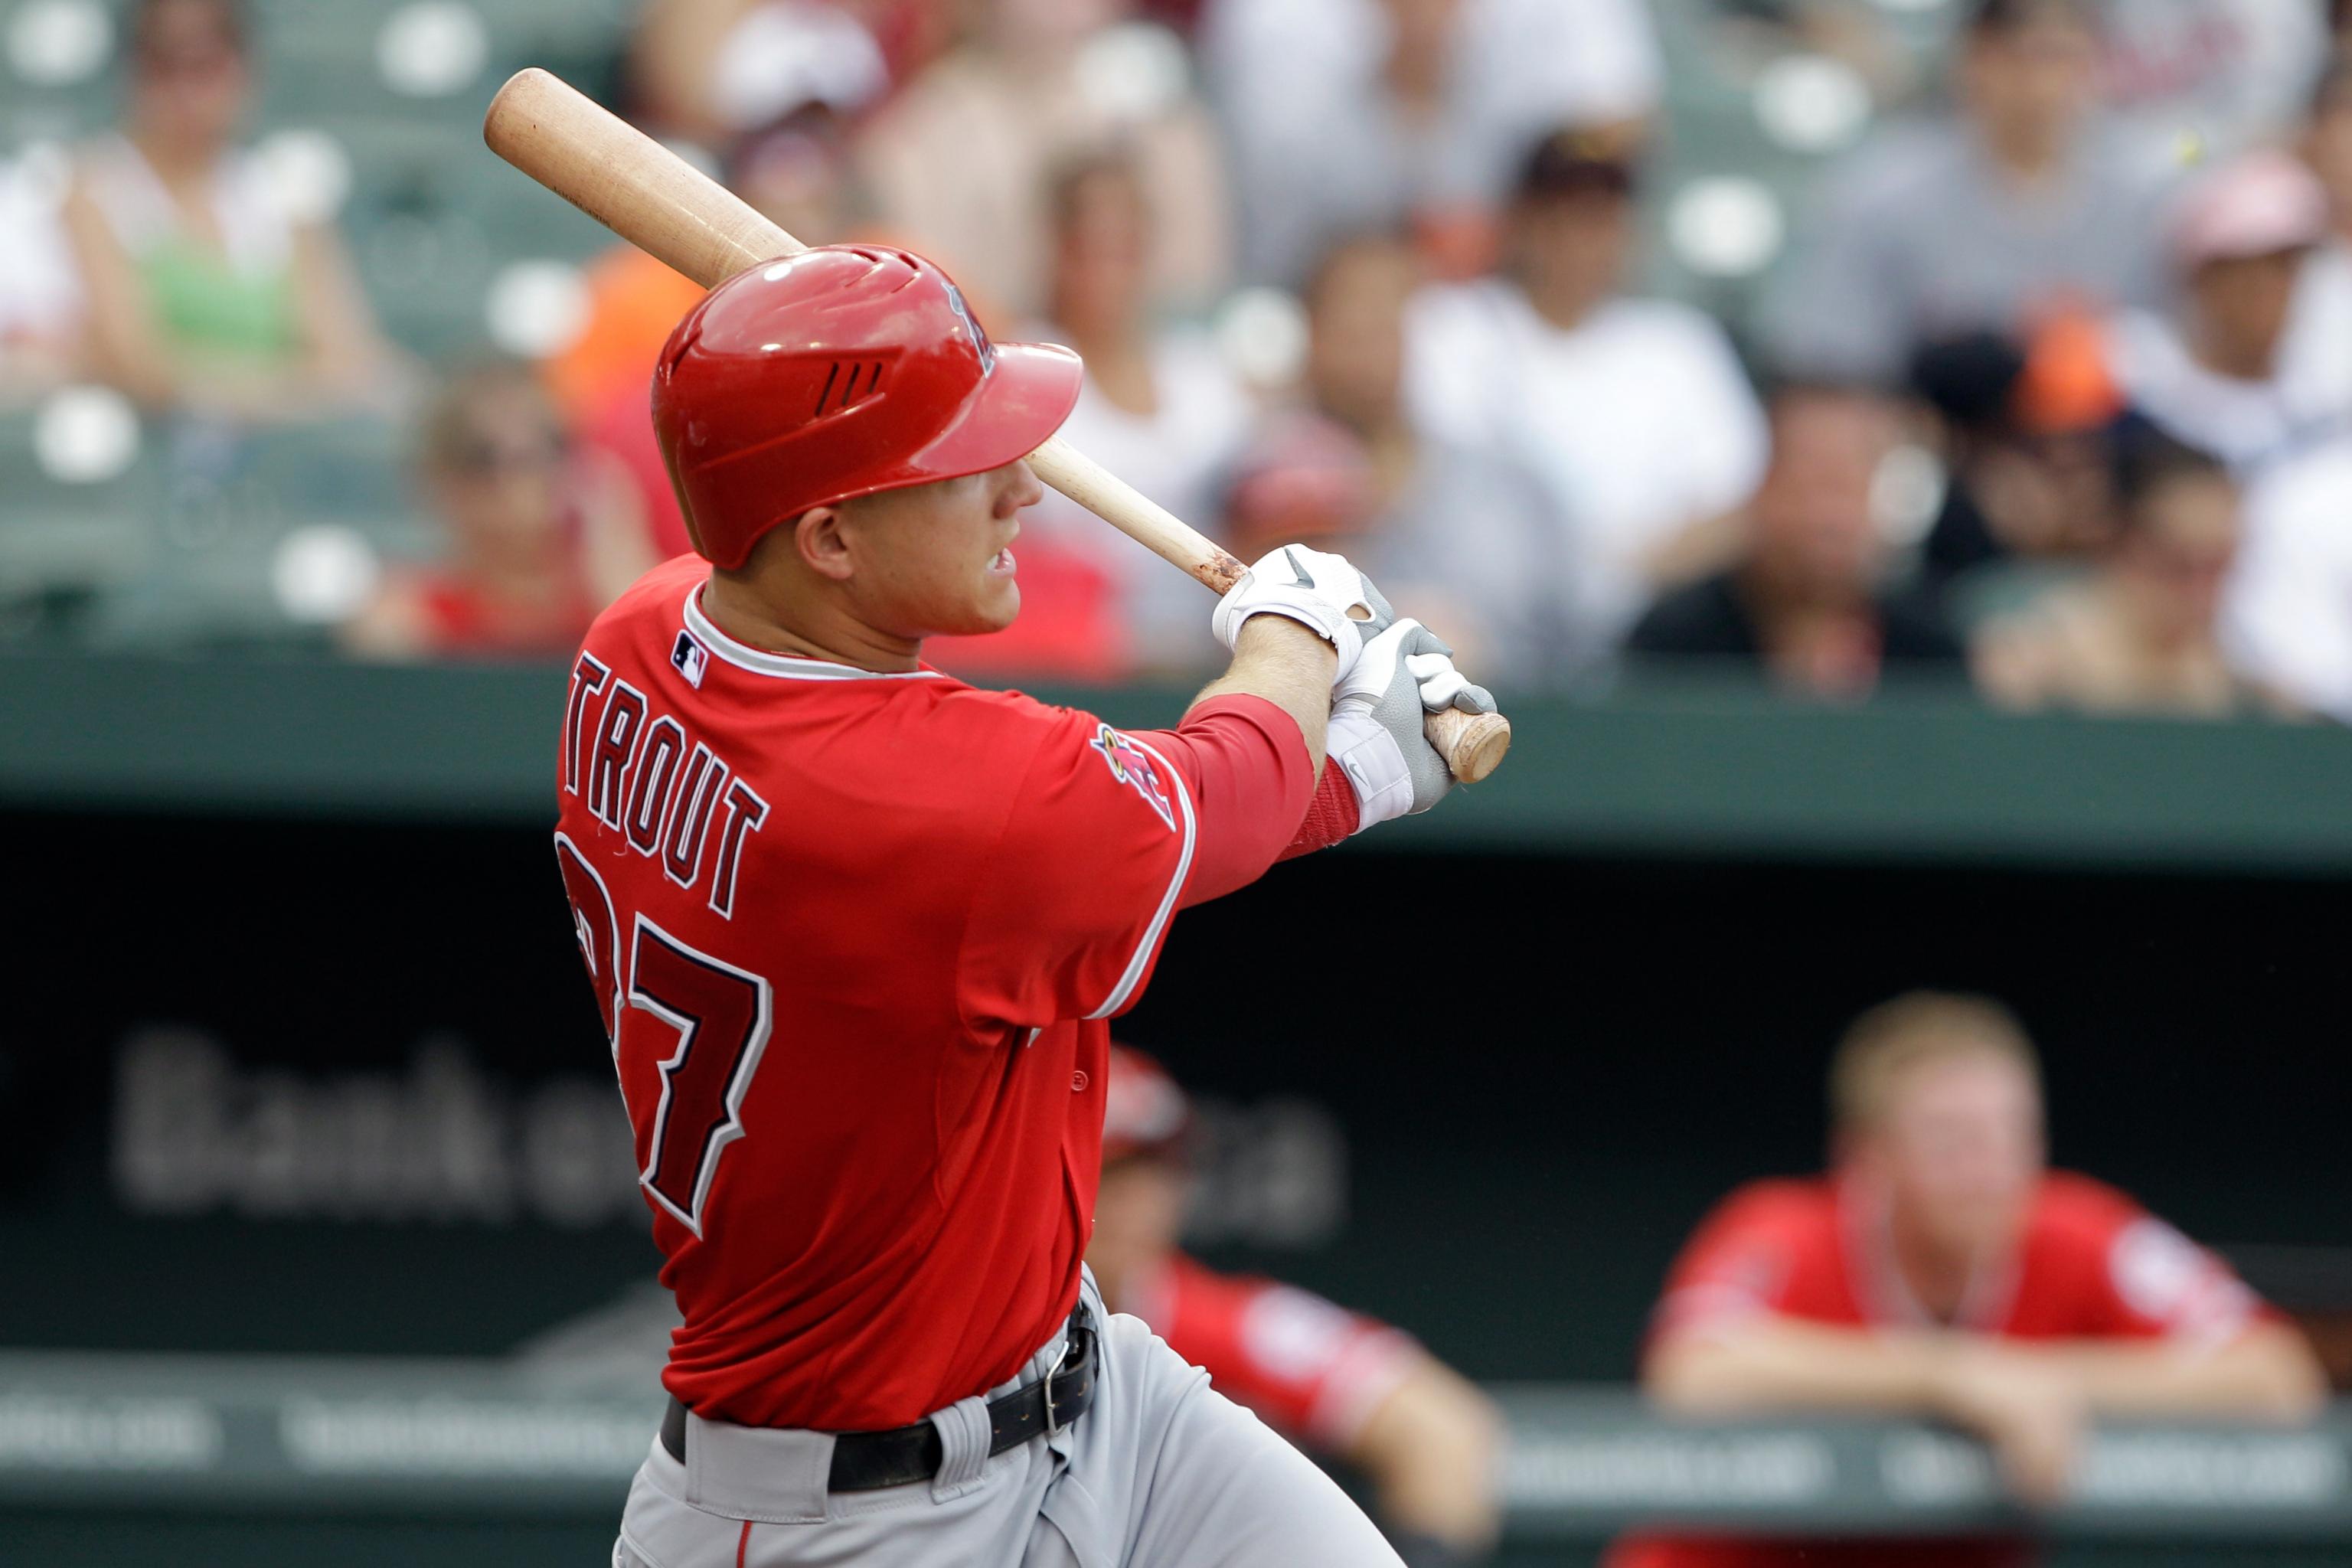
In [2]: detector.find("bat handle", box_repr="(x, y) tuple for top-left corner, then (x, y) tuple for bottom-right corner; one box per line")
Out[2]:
(1024, 433), (1511, 785)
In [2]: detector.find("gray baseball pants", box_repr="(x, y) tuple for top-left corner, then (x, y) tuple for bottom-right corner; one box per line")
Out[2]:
(612, 1272), (1403, 1568)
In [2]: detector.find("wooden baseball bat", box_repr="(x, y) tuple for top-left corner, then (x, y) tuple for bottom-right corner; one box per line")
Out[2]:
(482, 67), (1511, 783)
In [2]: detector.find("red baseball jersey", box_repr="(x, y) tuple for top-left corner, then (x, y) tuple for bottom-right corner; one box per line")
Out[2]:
(1612, 1171), (2267, 1568)
(552, 557), (1314, 1430)
(1127, 1253), (1423, 1451)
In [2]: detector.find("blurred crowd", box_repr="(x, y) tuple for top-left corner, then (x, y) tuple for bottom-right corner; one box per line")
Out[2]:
(5, 0), (2352, 720)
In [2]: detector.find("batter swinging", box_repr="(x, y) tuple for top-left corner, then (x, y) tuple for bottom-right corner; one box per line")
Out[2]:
(550, 244), (1496, 1568)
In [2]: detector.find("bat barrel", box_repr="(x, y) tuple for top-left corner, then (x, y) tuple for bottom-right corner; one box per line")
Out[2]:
(483, 67), (805, 290)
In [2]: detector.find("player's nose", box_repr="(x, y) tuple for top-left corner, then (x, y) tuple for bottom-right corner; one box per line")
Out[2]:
(998, 458), (1045, 514)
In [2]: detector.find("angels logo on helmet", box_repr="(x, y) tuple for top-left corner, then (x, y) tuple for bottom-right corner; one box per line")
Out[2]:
(943, 279), (998, 374)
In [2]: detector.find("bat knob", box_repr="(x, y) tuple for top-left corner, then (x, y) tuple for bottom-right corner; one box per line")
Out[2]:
(1428, 708), (1511, 784)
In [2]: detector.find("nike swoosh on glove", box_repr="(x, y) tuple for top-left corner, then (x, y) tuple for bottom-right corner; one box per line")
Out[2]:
(1210, 544), (1396, 681)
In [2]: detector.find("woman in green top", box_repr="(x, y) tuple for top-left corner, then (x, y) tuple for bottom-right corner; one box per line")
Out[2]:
(60, 0), (397, 420)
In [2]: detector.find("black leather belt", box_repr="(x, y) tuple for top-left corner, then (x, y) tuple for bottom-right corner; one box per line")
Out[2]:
(658, 1308), (1097, 1492)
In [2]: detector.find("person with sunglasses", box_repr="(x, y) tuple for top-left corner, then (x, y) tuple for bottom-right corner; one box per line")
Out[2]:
(344, 362), (654, 659)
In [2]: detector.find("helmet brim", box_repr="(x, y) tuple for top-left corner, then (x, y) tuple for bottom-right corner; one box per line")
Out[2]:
(903, 339), (1084, 485)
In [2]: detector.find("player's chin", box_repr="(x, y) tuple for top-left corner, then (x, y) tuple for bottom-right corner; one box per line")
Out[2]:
(937, 577), (1021, 637)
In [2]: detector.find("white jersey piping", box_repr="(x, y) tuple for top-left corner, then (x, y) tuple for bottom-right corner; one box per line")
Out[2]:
(682, 584), (946, 681)
(1084, 733), (1197, 1020)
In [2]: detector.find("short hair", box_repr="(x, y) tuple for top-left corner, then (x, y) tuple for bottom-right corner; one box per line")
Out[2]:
(1829, 991), (2041, 1132)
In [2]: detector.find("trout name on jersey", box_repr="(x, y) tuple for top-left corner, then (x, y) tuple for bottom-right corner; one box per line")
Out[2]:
(564, 650), (769, 916)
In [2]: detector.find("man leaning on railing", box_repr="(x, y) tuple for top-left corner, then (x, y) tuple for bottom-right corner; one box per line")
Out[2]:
(1612, 991), (2328, 1568)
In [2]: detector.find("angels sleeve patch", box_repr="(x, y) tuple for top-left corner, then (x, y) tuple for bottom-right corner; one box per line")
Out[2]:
(1089, 723), (1178, 831)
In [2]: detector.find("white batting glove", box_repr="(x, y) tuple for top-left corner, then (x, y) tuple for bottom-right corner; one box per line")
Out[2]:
(1326, 619), (1498, 830)
(1210, 544), (1395, 681)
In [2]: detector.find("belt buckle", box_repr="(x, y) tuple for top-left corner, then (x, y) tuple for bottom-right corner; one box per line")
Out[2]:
(1042, 1360), (1063, 1436)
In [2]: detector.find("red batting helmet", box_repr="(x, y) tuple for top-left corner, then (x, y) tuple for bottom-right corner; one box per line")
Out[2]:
(1103, 1044), (1194, 1165)
(651, 245), (1083, 570)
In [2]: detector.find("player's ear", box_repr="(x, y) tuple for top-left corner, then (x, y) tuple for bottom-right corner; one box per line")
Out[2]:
(792, 504), (856, 582)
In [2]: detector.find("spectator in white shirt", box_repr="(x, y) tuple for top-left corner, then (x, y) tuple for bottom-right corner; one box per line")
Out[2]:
(1762, 0), (2174, 385)
(1405, 127), (1768, 671)
(2222, 436), (2352, 721)
(1200, 0), (1661, 286)
(2108, 147), (2350, 473)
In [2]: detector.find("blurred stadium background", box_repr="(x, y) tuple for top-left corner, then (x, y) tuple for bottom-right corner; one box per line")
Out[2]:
(5, 0), (2352, 1564)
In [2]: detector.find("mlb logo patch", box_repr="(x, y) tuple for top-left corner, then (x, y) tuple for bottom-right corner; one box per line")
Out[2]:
(671, 630), (710, 688)
(1089, 724), (1178, 831)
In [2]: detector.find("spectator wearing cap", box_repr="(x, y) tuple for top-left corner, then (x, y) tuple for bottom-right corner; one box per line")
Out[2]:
(1406, 128), (1768, 673)
(929, 149), (1251, 680)
(1089, 1045), (1504, 1568)
(1762, 0), (2174, 387)
(1628, 386), (1963, 700)
(342, 363), (653, 661)
(1612, 992), (2325, 1568)
(59, 0), (397, 421)
(856, 0), (1230, 320)
(1222, 233), (1564, 684)
(1909, 328), (2134, 603)
(1975, 426), (2261, 714)
(1200, 0), (1661, 286)
(2105, 147), (2350, 472)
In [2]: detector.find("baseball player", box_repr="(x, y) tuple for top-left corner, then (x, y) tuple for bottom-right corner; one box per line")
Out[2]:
(1612, 991), (2327, 1568)
(1088, 1045), (1504, 1568)
(550, 243), (1494, 1568)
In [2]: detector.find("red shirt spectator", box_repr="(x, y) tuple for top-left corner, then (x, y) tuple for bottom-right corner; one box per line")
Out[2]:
(1651, 1171), (2262, 1360)
(1125, 1251), (1423, 1451)
(1614, 992), (2324, 1568)
(1089, 1045), (1504, 1561)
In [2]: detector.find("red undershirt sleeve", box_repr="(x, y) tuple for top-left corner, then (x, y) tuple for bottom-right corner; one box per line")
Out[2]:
(1129, 694), (1318, 909)
(1279, 766), (1361, 861)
